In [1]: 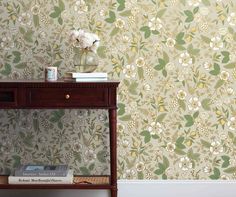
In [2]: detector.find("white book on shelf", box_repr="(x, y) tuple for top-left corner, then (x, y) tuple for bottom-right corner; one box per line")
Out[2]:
(65, 72), (107, 78)
(8, 170), (74, 184)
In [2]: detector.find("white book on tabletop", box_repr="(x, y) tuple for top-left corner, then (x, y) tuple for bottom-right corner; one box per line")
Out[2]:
(8, 170), (74, 184)
(71, 72), (107, 78)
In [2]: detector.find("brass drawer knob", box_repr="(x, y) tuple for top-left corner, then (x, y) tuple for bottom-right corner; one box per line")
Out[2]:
(65, 94), (70, 99)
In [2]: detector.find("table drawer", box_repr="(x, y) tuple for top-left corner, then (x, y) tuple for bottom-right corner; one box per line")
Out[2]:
(0, 88), (18, 108)
(26, 88), (109, 107)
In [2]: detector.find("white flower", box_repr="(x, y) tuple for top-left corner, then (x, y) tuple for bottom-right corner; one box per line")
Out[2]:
(31, 5), (40, 15)
(219, 27), (228, 35)
(220, 71), (229, 81)
(166, 38), (176, 48)
(188, 0), (201, 7)
(227, 87), (234, 95)
(148, 17), (163, 31)
(203, 166), (212, 173)
(227, 117), (236, 131)
(115, 18), (125, 29)
(148, 122), (163, 135)
(179, 52), (192, 67)
(179, 157), (192, 171)
(166, 62), (175, 71)
(18, 12), (31, 26)
(143, 83), (151, 91)
(1, 36), (14, 50)
(166, 142), (176, 152)
(123, 169), (135, 179)
(188, 97), (201, 111)
(136, 57), (145, 67)
(203, 62), (212, 70)
(177, 90), (187, 100)
(70, 29), (99, 52)
(74, 0), (88, 14)
(122, 139), (130, 148)
(210, 36), (223, 51)
(209, 141), (224, 155)
(136, 162), (145, 172)
(123, 64), (136, 79)
(84, 149), (96, 162)
(227, 12), (236, 26)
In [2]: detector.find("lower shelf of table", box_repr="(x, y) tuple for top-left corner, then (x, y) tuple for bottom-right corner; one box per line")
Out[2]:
(0, 175), (114, 189)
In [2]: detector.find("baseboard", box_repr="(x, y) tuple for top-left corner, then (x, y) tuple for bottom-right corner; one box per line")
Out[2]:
(1, 180), (236, 197)
(118, 180), (236, 197)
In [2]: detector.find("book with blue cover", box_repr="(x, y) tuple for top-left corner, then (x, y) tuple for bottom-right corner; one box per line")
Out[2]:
(15, 164), (69, 177)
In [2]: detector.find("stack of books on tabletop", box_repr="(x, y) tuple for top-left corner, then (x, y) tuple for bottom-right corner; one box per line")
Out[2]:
(64, 72), (108, 82)
(8, 164), (73, 184)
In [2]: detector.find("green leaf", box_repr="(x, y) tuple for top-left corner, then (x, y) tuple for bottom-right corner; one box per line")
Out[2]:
(201, 98), (211, 111)
(224, 62), (236, 69)
(80, 167), (90, 175)
(154, 168), (164, 175)
(137, 67), (144, 79)
(15, 62), (27, 69)
(50, 6), (61, 18)
(187, 44), (200, 55)
(12, 155), (21, 168)
(214, 80), (224, 89)
(156, 113), (167, 122)
(209, 63), (220, 75)
(193, 111), (199, 119)
(58, 17), (63, 25)
(97, 150), (107, 163)
(117, 0), (125, 11)
(140, 130), (151, 143)
(193, 7), (199, 14)
(138, 172), (144, 179)
(53, 60), (62, 67)
(24, 29), (34, 43)
(119, 10), (131, 17)
(175, 44), (186, 50)
(176, 32), (185, 45)
(118, 103), (125, 116)
(19, 27), (25, 34)
(128, 82), (138, 95)
(119, 115), (131, 121)
(221, 51), (230, 63)
(162, 69), (167, 77)
(156, 9), (166, 18)
(202, 0), (211, 6)
(58, 121), (63, 129)
(110, 27), (119, 36)
(89, 163), (95, 171)
(0, 63), (11, 76)
(33, 15), (39, 27)
(184, 10), (194, 22)
(187, 148), (200, 160)
(221, 155), (230, 168)
(224, 167), (236, 174)
(12, 51), (21, 63)
(163, 156), (169, 168)
(163, 51), (169, 63)
(201, 139), (211, 148)
(97, 46), (107, 58)
(201, 35), (211, 43)
(105, 11), (116, 23)
(209, 168), (220, 179)
(184, 115), (194, 127)
(176, 136), (186, 149)
(140, 26), (151, 39)
(174, 148), (186, 155)
(58, 0), (65, 10)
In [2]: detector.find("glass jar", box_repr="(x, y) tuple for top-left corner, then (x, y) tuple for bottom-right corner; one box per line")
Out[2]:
(73, 49), (99, 73)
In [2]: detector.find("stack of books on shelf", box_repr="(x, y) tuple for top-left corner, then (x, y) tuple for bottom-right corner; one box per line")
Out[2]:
(8, 164), (73, 184)
(64, 72), (108, 82)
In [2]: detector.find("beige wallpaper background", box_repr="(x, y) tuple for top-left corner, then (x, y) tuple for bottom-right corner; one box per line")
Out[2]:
(0, 0), (236, 180)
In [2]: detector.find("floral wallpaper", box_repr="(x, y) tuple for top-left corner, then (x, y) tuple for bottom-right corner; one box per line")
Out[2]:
(0, 0), (236, 180)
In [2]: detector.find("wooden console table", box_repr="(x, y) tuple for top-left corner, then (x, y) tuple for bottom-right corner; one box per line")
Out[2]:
(0, 79), (119, 197)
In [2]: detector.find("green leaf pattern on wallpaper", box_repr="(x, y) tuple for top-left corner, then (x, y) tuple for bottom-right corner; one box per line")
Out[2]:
(0, 0), (236, 180)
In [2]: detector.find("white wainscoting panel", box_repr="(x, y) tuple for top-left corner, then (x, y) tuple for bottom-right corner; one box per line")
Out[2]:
(118, 180), (236, 197)
(1, 180), (236, 197)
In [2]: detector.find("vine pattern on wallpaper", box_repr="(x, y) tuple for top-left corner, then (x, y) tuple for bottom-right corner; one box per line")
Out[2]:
(0, 0), (236, 180)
